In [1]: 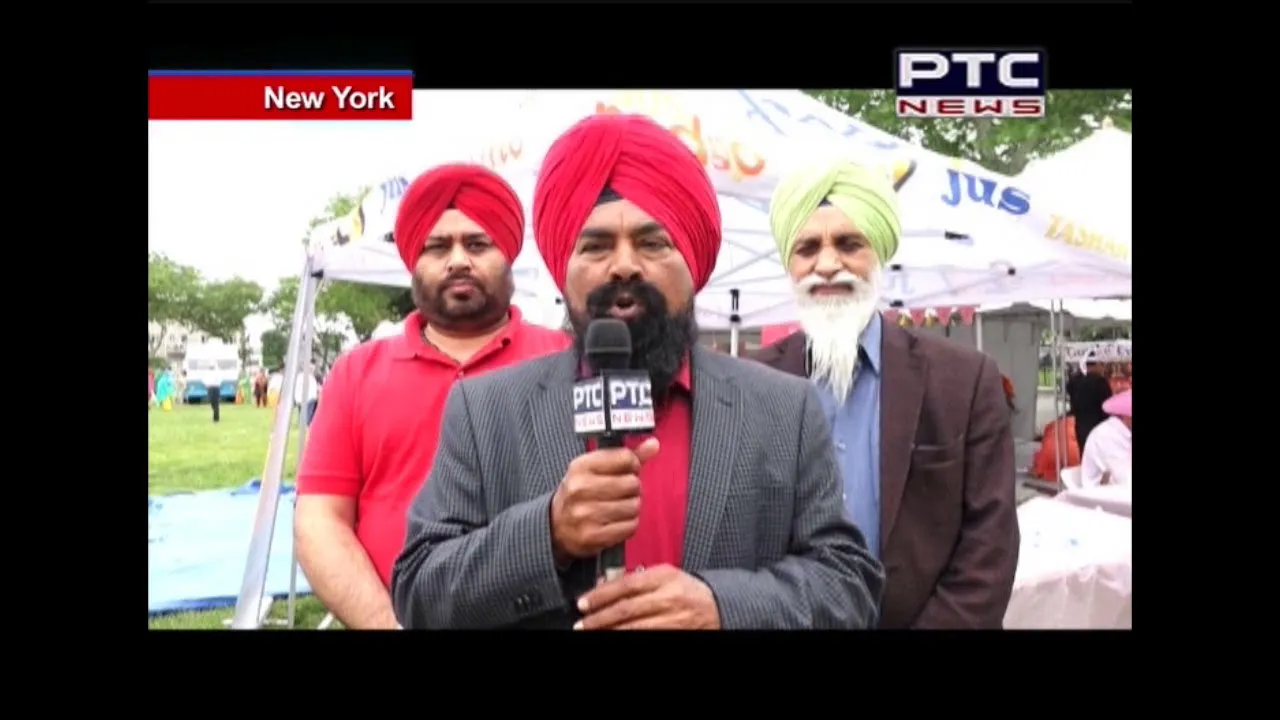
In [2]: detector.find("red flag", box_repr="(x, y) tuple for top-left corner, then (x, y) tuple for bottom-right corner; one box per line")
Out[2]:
(935, 307), (954, 326)
(909, 309), (927, 326)
(958, 306), (977, 326)
(882, 309), (900, 325)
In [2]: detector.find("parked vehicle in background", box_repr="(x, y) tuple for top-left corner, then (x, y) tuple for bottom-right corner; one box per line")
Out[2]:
(183, 343), (239, 403)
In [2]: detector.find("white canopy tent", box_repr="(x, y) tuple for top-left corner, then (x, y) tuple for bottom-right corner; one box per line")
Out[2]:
(1016, 125), (1132, 255)
(231, 92), (1134, 627)
(313, 174), (1109, 331)
(315, 91), (1131, 332)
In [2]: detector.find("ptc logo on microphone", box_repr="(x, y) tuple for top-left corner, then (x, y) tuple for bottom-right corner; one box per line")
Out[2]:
(895, 49), (1046, 119)
(573, 370), (655, 435)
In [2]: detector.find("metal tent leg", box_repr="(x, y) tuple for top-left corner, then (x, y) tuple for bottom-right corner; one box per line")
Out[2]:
(230, 258), (322, 629)
(263, 311), (317, 629)
(286, 313), (316, 628)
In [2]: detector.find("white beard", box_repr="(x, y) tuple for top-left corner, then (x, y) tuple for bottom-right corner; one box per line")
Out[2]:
(794, 268), (882, 405)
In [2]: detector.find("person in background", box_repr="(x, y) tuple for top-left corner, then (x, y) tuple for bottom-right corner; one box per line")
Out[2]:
(748, 158), (1018, 629)
(294, 163), (569, 630)
(253, 368), (269, 408)
(294, 363), (321, 425)
(266, 369), (284, 407)
(1068, 354), (1113, 457)
(237, 371), (252, 405)
(155, 369), (175, 411)
(148, 368), (156, 409)
(1081, 389), (1131, 486)
(1064, 365), (1080, 399)
(174, 370), (188, 405)
(205, 363), (224, 423)
(392, 115), (881, 630)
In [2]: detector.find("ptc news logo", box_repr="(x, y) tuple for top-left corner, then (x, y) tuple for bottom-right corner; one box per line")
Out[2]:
(894, 50), (1046, 119)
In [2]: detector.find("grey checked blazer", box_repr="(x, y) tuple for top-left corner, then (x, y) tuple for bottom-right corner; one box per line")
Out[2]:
(391, 345), (885, 630)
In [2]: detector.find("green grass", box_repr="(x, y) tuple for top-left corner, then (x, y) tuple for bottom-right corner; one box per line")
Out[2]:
(149, 402), (336, 630)
(148, 401), (298, 494)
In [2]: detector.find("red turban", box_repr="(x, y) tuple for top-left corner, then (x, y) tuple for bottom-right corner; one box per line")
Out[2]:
(392, 163), (524, 271)
(532, 114), (721, 291)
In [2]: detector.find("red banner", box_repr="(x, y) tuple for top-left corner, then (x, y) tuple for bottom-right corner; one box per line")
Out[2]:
(935, 307), (954, 326)
(958, 306), (977, 326)
(148, 71), (414, 121)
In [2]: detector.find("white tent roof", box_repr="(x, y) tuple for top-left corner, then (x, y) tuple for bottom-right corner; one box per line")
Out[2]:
(1017, 126), (1132, 257)
(313, 90), (1132, 328)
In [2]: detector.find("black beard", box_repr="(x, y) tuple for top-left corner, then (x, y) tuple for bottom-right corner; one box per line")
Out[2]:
(410, 268), (512, 333)
(570, 279), (697, 404)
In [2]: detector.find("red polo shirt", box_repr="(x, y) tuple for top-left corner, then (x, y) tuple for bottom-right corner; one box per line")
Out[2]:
(587, 362), (693, 572)
(297, 307), (571, 587)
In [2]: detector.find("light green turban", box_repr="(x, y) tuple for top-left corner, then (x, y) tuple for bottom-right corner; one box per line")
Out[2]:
(769, 159), (902, 263)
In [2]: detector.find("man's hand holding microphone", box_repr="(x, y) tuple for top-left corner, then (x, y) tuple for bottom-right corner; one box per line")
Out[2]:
(550, 437), (655, 567)
(549, 437), (718, 630)
(554, 317), (719, 630)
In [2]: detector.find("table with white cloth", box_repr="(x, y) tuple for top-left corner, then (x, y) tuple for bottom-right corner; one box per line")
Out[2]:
(1003, 498), (1132, 629)
(1055, 483), (1132, 517)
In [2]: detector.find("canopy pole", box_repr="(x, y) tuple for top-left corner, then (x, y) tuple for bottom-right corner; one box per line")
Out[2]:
(728, 289), (741, 357)
(230, 256), (321, 629)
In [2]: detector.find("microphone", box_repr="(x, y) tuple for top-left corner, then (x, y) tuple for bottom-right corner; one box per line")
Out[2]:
(572, 318), (656, 582)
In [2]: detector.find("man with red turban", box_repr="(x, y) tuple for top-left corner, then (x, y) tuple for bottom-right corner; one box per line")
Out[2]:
(295, 164), (569, 630)
(393, 115), (882, 630)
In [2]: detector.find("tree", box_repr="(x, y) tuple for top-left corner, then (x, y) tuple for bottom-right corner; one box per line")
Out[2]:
(189, 277), (264, 343)
(237, 331), (254, 369)
(806, 90), (1132, 174)
(259, 188), (410, 371)
(148, 252), (202, 357)
(262, 276), (302, 332)
(317, 282), (404, 341)
(314, 330), (346, 371)
(260, 329), (287, 370)
(304, 190), (407, 342)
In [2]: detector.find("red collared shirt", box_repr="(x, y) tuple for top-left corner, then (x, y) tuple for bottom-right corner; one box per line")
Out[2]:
(298, 307), (571, 587)
(586, 361), (693, 571)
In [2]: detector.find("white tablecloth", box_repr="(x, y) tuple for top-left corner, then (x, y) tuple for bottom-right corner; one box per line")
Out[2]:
(1056, 484), (1132, 517)
(1003, 498), (1132, 629)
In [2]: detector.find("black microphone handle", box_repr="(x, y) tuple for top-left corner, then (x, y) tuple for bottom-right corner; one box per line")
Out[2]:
(595, 432), (627, 581)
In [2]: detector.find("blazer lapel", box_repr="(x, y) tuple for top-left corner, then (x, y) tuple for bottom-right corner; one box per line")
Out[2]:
(526, 352), (582, 497)
(682, 347), (742, 569)
(878, 322), (926, 551)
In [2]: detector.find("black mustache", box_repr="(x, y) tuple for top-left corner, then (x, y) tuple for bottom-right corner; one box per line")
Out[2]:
(585, 280), (667, 318)
(443, 278), (481, 290)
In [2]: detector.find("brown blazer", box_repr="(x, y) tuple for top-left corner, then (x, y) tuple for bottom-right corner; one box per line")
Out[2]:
(748, 322), (1019, 629)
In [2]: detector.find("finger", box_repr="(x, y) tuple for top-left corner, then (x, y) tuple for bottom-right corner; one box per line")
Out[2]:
(632, 437), (660, 465)
(584, 518), (639, 554)
(580, 447), (642, 475)
(576, 473), (641, 501)
(593, 497), (641, 524)
(614, 615), (679, 630)
(583, 515), (637, 556)
(575, 594), (660, 630)
(577, 567), (660, 614)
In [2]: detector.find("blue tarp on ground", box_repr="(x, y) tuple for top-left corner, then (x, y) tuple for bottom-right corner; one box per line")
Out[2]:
(148, 480), (312, 615)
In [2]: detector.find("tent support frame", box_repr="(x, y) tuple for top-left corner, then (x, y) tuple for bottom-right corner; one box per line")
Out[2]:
(230, 256), (323, 629)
